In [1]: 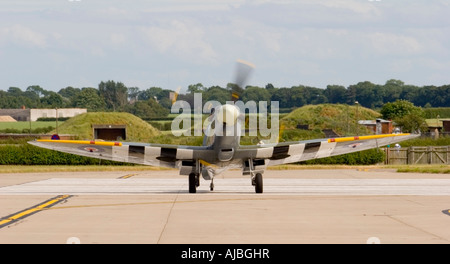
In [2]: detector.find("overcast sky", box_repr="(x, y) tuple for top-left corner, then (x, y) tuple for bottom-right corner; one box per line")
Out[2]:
(0, 0), (449, 93)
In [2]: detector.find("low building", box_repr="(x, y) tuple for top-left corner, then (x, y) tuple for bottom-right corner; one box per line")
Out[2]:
(0, 108), (87, 121)
(92, 124), (127, 141)
(0, 109), (30, 121)
(30, 108), (87, 121)
(358, 119), (393, 134)
(425, 118), (450, 138)
(443, 120), (450, 133)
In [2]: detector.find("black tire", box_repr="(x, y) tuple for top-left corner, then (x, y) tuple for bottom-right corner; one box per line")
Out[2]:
(196, 173), (200, 187)
(255, 173), (263, 193)
(189, 173), (197, 193)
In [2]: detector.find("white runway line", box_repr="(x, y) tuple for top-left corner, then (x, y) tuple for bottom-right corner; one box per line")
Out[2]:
(1, 178), (450, 195)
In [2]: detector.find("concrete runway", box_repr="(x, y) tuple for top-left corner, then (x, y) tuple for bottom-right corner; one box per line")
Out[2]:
(1, 168), (450, 244)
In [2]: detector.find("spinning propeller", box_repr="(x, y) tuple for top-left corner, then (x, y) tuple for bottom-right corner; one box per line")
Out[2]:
(231, 59), (255, 102)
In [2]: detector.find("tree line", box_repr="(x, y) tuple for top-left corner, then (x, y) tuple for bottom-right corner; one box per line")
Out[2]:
(181, 80), (449, 109)
(0, 79), (449, 120)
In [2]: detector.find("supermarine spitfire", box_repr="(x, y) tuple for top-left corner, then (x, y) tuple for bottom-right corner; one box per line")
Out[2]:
(29, 61), (418, 193)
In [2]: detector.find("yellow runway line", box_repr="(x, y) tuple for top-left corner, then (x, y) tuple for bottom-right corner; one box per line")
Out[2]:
(0, 195), (71, 229)
(118, 174), (138, 179)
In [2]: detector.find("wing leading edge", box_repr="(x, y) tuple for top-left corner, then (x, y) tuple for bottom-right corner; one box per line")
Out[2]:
(28, 139), (214, 169)
(235, 133), (419, 166)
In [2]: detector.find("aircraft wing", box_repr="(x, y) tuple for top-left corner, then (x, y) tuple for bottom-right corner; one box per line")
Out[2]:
(235, 133), (419, 166)
(28, 139), (214, 169)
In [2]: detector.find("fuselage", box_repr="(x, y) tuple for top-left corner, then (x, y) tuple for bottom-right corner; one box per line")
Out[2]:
(203, 104), (242, 163)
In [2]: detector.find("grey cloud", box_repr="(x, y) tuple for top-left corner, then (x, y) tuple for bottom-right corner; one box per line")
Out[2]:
(0, 0), (449, 91)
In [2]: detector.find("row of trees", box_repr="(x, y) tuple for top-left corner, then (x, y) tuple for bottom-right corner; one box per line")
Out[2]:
(0, 79), (449, 120)
(182, 80), (449, 109)
(0, 82), (170, 120)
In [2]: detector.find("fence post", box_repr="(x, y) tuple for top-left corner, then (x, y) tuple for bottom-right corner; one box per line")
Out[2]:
(407, 146), (411, 164)
(427, 146), (431, 164)
(384, 147), (389, 165)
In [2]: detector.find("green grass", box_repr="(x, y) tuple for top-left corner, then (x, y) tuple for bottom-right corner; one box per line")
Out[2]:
(281, 104), (381, 136)
(0, 121), (63, 130)
(56, 112), (159, 141)
(398, 136), (450, 147)
(392, 165), (450, 174)
(270, 164), (450, 174)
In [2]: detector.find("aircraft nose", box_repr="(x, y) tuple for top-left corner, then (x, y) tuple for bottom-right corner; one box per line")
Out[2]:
(216, 104), (240, 126)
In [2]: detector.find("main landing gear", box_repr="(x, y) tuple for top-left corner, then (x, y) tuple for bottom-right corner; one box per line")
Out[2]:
(248, 158), (263, 193)
(189, 172), (215, 193)
(189, 172), (200, 193)
(188, 159), (264, 194)
(189, 173), (262, 193)
(252, 173), (263, 194)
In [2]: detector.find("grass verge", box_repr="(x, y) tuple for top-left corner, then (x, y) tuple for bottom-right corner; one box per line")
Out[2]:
(391, 165), (450, 174)
(0, 165), (174, 174)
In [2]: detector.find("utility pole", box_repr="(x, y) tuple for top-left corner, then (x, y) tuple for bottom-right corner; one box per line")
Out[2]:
(355, 101), (359, 136)
(55, 108), (59, 135)
(346, 104), (349, 136)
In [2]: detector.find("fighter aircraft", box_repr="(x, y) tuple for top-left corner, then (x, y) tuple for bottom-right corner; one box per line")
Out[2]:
(28, 61), (418, 193)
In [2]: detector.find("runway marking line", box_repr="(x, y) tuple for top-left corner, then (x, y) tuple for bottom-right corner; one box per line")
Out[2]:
(0, 195), (72, 229)
(41, 197), (283, 211)
(118, 174), (138, 179)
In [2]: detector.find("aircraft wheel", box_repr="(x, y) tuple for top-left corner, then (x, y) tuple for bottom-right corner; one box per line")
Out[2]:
(195, 173), (200, 187)
(255, 173), (263, 194)
(189, 173), (197, 193)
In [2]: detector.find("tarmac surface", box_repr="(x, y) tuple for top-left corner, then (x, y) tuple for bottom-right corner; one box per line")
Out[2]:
(1, 168), (450, 244)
